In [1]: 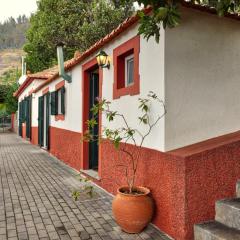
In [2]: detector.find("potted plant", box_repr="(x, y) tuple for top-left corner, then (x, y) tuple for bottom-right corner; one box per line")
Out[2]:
(83, 91), (166, 233)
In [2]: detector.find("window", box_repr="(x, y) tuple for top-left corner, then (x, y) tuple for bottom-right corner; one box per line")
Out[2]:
(50, 86), (65, 117)
(57, 89), (62, 114)
(125, 54), (134, 87)
(113, 35), (140, 99)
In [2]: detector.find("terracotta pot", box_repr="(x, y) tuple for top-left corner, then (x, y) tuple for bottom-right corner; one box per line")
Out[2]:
(112, 186), (154, 233)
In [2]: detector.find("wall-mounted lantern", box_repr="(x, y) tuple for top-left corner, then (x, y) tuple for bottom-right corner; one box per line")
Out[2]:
(57, 43), (72, 83)
(96, 50), (110, 69)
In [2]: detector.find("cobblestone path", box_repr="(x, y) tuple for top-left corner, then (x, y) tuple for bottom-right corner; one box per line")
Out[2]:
(0, 133), (170, 240)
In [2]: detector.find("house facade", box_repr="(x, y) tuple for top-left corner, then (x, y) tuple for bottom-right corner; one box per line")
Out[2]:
(15, 5), (240, 240)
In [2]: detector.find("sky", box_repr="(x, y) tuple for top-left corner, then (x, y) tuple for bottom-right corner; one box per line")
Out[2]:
(0, 0), (37, 23)
(0, 1), (141, 23)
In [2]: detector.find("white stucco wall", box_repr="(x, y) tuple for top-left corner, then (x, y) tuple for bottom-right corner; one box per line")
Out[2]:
(35, 24), (166, 150)
(32, 66), (82, 132)
(49, 66), (82, 133)
(18, 79), (44, 102)
(99, 25), (166, 151)
(165, 7), (240, 150)
(18, 79), (45, 127)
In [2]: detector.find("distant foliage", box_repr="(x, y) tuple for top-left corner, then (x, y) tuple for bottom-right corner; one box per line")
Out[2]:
(0, 69), (20, 114)
(0, 15), (29, 49)
(24, 0), (134, 73)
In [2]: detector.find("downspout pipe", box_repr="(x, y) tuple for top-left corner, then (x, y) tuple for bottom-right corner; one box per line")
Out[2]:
(22, 56), (26, 76)
(57, 43), (72, 83)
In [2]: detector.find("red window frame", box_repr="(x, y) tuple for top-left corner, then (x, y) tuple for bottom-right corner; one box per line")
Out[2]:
(113, 35), (140, 99)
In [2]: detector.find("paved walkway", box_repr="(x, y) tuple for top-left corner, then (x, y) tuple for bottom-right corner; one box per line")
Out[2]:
(0, 133), (170, 240)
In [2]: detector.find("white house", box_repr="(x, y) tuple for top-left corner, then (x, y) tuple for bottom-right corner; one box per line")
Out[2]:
(15, 4), (240, 240)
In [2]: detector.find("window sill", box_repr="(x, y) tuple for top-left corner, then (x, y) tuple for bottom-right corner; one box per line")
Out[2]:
(55, 114), (65, 121)
(113, 83), (140, 99)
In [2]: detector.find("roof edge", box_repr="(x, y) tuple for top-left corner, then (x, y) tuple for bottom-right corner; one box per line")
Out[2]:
(33, 3), (240, 94)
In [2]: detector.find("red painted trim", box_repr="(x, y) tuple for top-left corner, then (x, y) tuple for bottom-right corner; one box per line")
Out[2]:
(82, 58), (103, 176)
(113, 35), (140, 99)
(55, 80), (65, 90)
(42, 87), (49, 95)
(55, 114), (65, 121)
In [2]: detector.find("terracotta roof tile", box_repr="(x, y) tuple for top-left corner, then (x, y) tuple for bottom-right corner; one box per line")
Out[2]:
(14, 66), (59, 98)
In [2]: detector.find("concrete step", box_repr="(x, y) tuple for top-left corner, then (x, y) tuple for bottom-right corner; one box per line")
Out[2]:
(216, 198), (240, 230)
(236, 180), (240, 198)
(194, 221), (240, 240)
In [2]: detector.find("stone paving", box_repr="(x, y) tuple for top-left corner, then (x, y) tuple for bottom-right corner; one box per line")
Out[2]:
(0, 132), (171, 240)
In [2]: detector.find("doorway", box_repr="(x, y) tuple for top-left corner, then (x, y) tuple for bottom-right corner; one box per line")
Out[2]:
(38, 93), (50, 149)
(88, 70), (99, 170)
(25, 95), (32, 139)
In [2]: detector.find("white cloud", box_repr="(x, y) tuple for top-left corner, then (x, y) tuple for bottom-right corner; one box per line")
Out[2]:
(0, 0), (37, 23)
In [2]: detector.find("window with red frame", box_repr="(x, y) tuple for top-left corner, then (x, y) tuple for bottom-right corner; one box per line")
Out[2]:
(113, 35), (140, 99)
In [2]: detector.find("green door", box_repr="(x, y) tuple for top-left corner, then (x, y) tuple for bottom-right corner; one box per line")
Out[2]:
(26, 96), (32, 139)
(89, 72), (99, 170)
(38, 96), (44, 146)
(45, 93), (50, 149)
(18, 101), (23, 136)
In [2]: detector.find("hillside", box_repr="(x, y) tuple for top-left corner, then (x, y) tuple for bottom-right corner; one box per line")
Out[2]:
(0, 49), (24, 81)
(0, 15), (29, 50)
(0, 15), (29, 81)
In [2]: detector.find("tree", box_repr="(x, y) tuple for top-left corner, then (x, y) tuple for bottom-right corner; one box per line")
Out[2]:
(0, 15), (29, 49)
(137, 0), (240, 43)
(4, 83), (18, 114)
(0, 69), (20, 114)
(24, 0), (134, 73)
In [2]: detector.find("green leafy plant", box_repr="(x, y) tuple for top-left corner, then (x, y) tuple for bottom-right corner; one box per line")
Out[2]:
(72, 175), (95, 201)
(83, 91), (166, 194)
(137, 0), (240, 43)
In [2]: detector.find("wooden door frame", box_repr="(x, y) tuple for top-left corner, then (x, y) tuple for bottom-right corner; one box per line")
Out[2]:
(82, 58), (103, 176)
(38, 96), (44, 146)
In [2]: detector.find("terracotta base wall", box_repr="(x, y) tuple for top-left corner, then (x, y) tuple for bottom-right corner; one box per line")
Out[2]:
(174, 131), (240, 240)
(31, 127), (38, 145)
(97, 131), (240, 240)
(49, 127), (82, 170)
(22, 123), (26, 139)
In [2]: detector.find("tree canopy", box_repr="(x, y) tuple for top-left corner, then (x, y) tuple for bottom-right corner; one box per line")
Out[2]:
(0, 69), (20, 114)
(24, 0), (134, 73)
